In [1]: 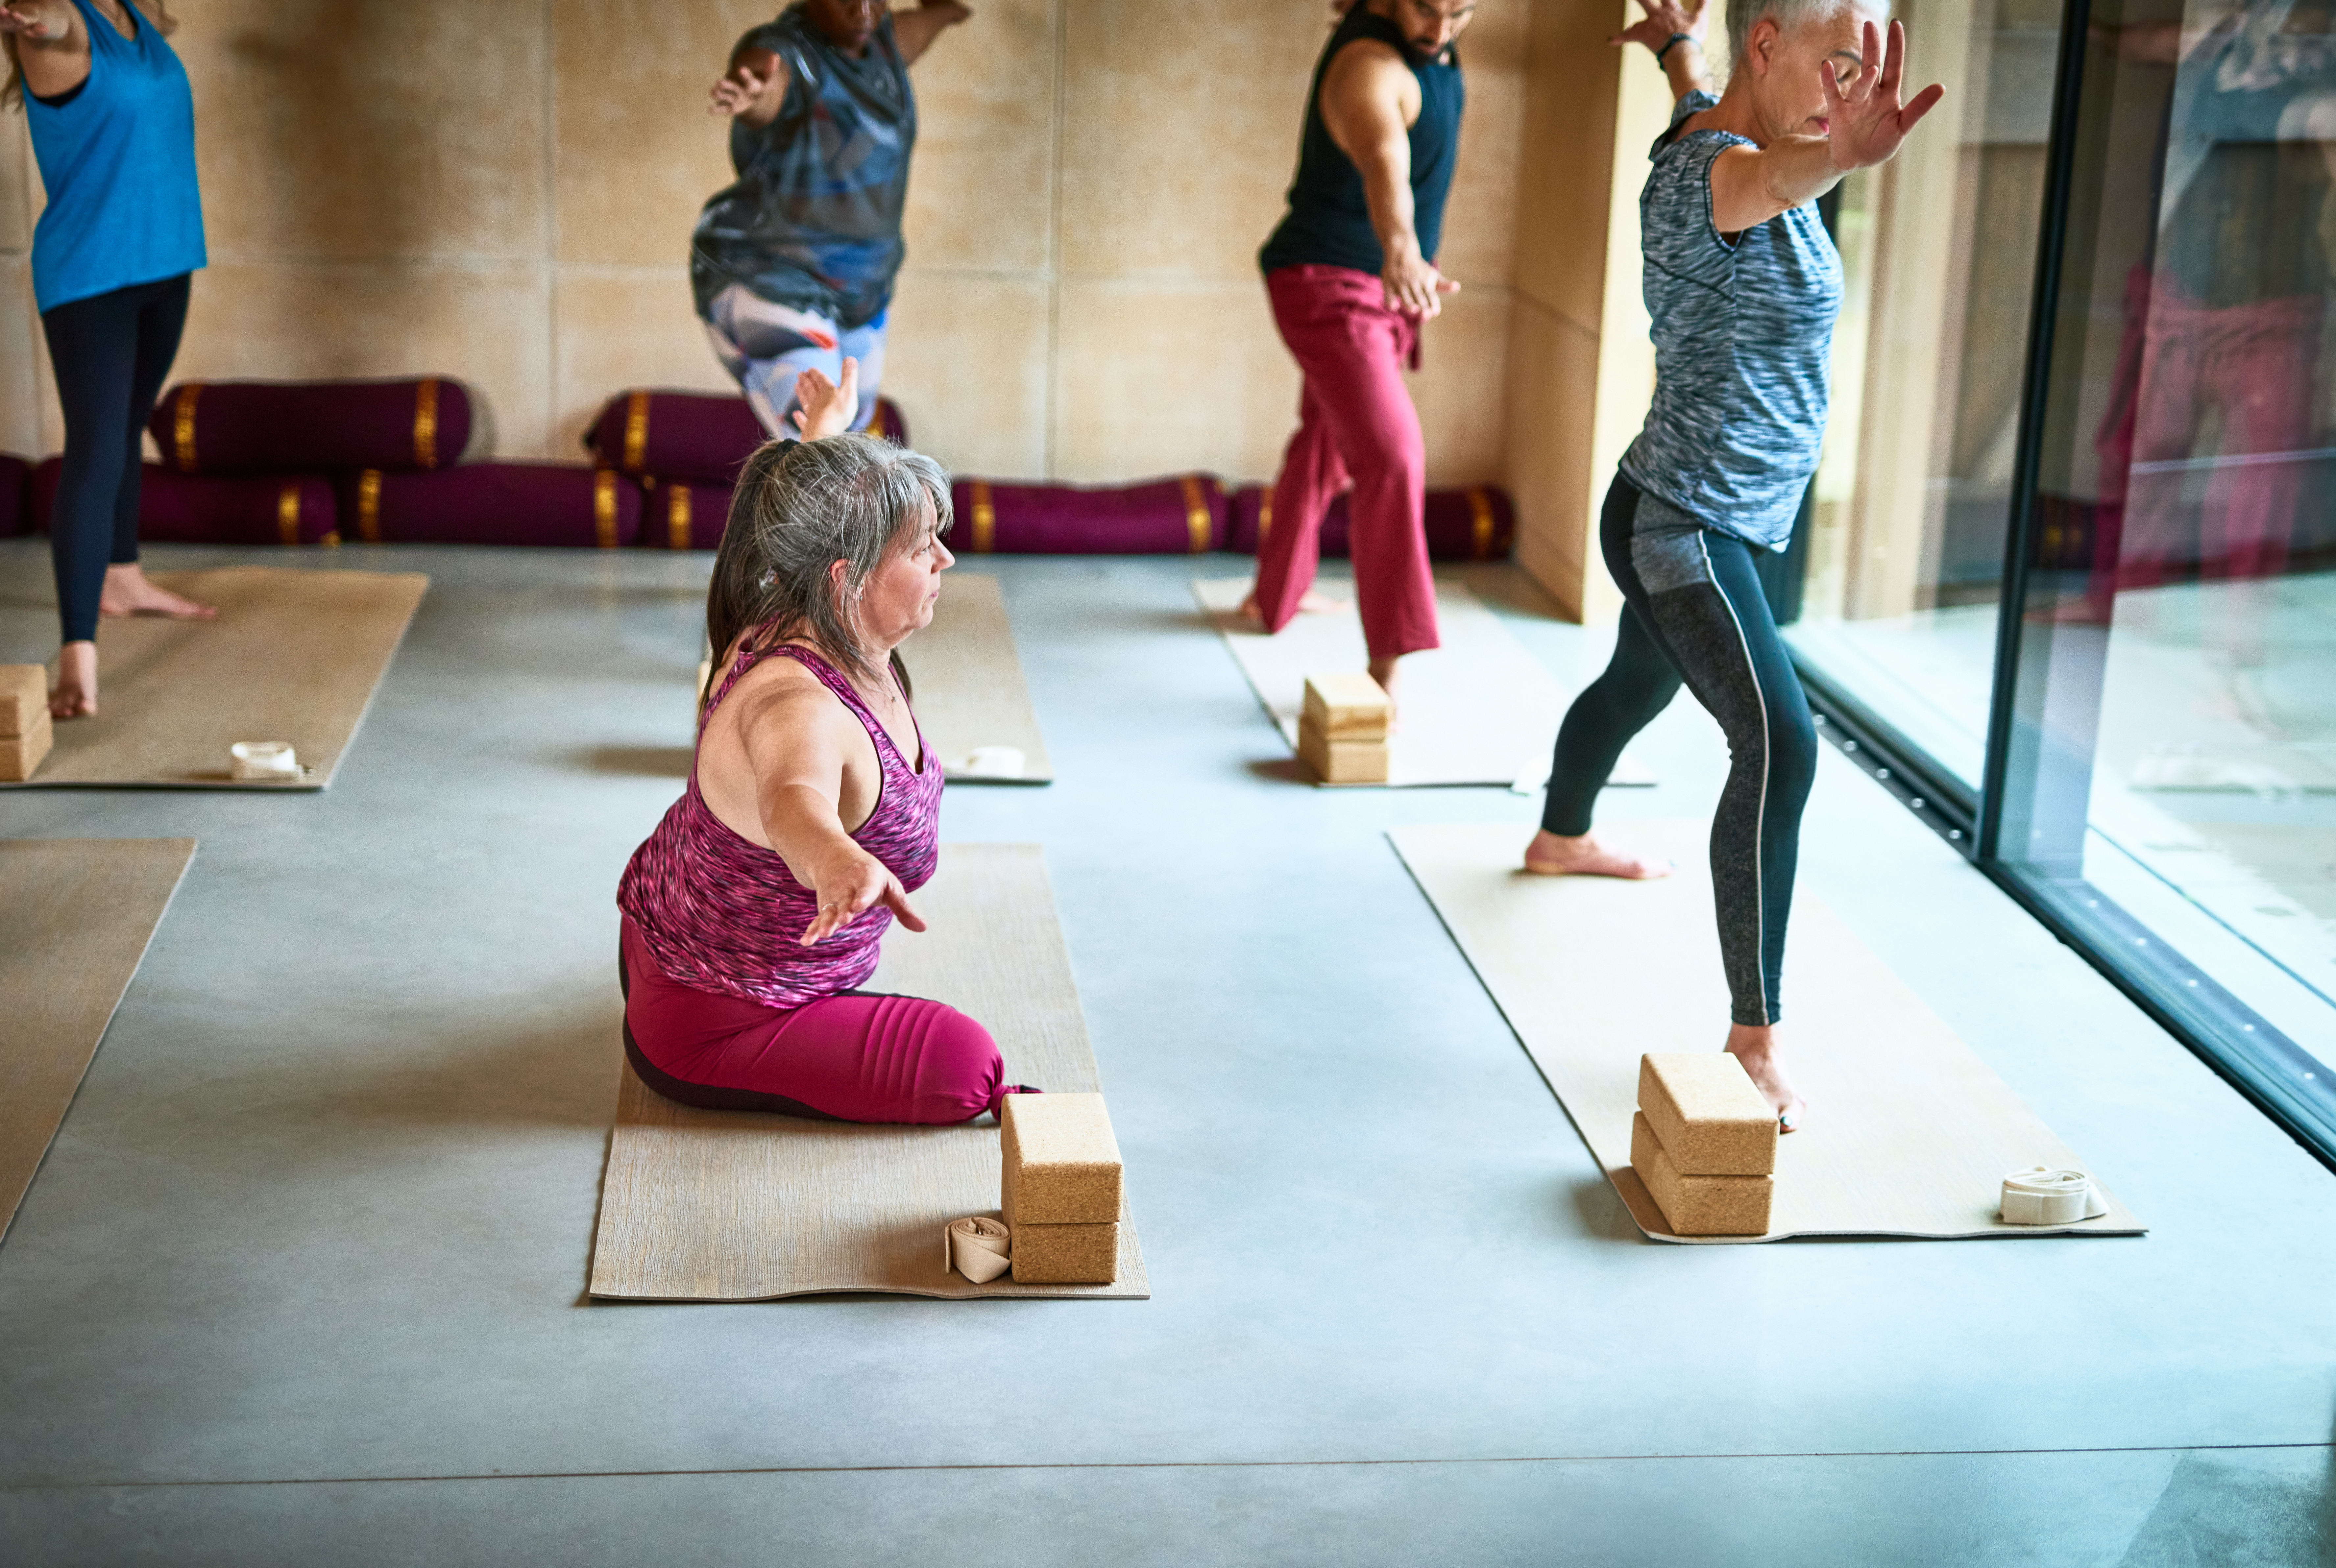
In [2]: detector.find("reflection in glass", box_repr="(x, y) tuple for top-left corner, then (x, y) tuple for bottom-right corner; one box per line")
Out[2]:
(1997, 0), (2336, 1126)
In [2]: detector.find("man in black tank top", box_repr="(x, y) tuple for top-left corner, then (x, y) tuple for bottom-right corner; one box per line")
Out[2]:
(1248, 0), (1472, 712)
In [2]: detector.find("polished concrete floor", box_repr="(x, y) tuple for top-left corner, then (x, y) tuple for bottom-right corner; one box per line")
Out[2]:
(0, 540), (2329, 1566)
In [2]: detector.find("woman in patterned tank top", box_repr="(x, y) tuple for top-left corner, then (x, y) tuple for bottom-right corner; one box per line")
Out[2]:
(617, 369), (1034, 1124)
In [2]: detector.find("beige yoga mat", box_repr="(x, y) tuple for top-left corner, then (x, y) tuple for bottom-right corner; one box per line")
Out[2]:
(1195, 575), (1580, 789)
(0, 838), (196, 1242)
(589, 843), (1146, 1300)
(6, 567), (428, 790)
(1390, 821), (2145, 1242)
(898, 573), (1053, 784)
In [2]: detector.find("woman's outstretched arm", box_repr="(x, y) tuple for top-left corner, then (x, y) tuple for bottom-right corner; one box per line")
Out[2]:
(892, 1), (971, 66)
(1, 1), (89, 100)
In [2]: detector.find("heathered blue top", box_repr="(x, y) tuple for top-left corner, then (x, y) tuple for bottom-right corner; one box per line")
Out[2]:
(24, 0), (206, 313)
(1618, 91), (1841, 550)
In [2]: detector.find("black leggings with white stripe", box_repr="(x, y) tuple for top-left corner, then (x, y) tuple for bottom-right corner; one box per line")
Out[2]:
(1541, 473), (1818, 1026)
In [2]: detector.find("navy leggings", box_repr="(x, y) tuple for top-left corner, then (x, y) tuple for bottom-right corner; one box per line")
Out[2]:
(39, 274), (191, 643)
(1542, 474), (1818, 1026)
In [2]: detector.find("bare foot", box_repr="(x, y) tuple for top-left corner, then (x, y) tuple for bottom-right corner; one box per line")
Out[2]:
(51, 641), (96, 719)
(1237, 588), (1349, 625)
(100, 563), (216, 620)
(1521, 828), (1670, 879)
(1725, 1023), (1807, 1132)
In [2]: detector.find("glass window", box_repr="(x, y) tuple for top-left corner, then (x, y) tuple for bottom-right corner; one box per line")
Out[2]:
(1783, 0), (2069, 797)
(1990, 0), (2336, 1141)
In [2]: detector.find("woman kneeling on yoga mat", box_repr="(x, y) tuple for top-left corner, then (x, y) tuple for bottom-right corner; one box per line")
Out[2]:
(616, 373), (1027, 1124)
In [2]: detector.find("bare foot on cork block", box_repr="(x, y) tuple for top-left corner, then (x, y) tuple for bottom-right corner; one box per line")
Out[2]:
(1726, 1023), (1808, 1133)
(1521, 829), (1671, 880)
(100, 563), (215, 621)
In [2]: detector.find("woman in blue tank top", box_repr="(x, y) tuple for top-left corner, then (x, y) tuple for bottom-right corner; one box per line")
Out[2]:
(3, 0), (209, 720)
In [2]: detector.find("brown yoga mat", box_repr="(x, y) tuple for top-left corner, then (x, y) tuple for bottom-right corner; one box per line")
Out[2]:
(897, 573), (1053, 784)
(589, 844), (1147, 1300)
(1390, 821), (2145, 1242)
(5, 566), (427, 790)
(1194, 576), (1572, 789)
(0, 838), (196, 1243)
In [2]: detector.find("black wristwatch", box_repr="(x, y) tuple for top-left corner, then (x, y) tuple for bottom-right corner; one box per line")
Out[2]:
(1655, 32), (1696, 61)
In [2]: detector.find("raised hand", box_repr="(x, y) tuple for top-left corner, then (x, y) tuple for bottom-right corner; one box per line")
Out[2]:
(0, 3), (63, 38)
(708, 61), (771, 117)
(789, 356), (861, 441)
(1610, 0), (1705, 54)
(799, 847), (926, 946)
(1822, 19), (1945, 172)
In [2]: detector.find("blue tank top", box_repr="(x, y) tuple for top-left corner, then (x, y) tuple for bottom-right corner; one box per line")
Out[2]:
(24, 0), (205, 313)
(690, 4), (915, 330)
(1258, 6), (1463, 278)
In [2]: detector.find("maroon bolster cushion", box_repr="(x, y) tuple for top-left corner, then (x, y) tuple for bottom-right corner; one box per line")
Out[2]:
(583, 391), (910, 483)
(1225, 484), (1516, 562)
(0, 454), (29, 538)
(948, 474), (1228, 555)
(339, 463), (641, 548)
(147, 377), (492, 475)
(641, 477), (734, 551)
(34, 458), (340, 544)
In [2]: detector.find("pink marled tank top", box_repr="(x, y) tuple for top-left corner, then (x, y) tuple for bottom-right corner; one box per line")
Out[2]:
(616, 635), (942, 1008)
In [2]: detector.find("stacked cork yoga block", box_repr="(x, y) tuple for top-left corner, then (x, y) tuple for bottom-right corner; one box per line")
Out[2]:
(0, 666), (52, 782)
(1630, 1054), (1778, 1236)
(1298, 672), (1390, 784)
(1001, 1093), (1122, 1284)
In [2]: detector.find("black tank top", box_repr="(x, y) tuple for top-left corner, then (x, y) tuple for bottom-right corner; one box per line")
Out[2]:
(1258, 7), (1465, 278)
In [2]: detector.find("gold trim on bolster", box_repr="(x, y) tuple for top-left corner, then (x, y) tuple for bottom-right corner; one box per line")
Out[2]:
(1466, 487), (1496, 560)
(320, 530), (342, 548)
(595, 470), (621, 549)
(623, 390), (650, 473)
(970, 479), (995, 553)
(665, 481), (693, 550)
(1257, 489), (1274, 548)
(414, 378), (441, 469)
(173, 384), (202, 472)
(356, 469), (383, 543)
(276, 482), (303, 546)
(1179, 474), (1211, 554)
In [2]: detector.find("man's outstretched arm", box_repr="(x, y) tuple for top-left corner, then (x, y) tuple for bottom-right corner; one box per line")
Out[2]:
(1319, 39), (1460, 319)
(893, 1), (971, 65)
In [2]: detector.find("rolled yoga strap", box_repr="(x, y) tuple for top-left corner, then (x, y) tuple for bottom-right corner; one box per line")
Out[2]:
(944, 1216), (1012, 1283)
(1999, 1167), (2106, 1225)
(230, 741), (302, 780)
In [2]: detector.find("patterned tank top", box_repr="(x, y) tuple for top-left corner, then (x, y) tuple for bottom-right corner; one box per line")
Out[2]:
(617, 635), (941, 1008)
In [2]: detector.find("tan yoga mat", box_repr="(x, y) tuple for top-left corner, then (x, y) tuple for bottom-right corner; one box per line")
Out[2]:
(1195, 576), (1577, 789)
(0, 838), (196, 1242)
(898, 573), (1053, 784)
(589, 843), (1147, 1300)
(5, 567), (428, 790)
(1390, 821), (2145, 1242)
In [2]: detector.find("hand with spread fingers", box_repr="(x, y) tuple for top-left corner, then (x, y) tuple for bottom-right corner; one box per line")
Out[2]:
(1821, 19), (1946, 172)
(1610, 0), (1706, 55)
(800, 849), (927, 947)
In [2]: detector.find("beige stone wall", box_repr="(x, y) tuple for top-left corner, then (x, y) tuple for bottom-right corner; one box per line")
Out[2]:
(0, 0), (1527, 492)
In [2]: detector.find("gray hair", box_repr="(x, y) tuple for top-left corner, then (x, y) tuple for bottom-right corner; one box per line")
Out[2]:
(1724, 0), (1886, 72)
(705, 433), (954, 692)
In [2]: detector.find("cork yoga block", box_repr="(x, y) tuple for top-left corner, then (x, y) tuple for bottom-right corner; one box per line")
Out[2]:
(1009, 1221), (1120, 1285)
(0, 707), (52, 782)
(0, 664), (43, 736)
(1638, 1052), (1778, 1175)
(1297, 716), (1389, 784)
(1302, 672), (1391, 738)
(1001, 1092), (1122, 1226)
(1631, 1112), (1774, 1236)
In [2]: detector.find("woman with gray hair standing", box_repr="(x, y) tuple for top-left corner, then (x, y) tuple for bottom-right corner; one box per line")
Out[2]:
(1523, 0), (1942, 1131)
(616, 378), (1032, 1124)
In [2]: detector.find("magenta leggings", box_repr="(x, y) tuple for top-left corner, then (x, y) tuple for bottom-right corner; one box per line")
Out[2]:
(619, 920), (1009, 1124)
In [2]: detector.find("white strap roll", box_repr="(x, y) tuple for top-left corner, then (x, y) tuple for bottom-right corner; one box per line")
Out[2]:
(2000, 1167), (2106, 1225)
(231, 741), (300, 780)
(945, 1216), (1012, 1283)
